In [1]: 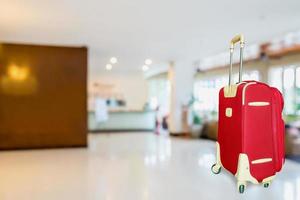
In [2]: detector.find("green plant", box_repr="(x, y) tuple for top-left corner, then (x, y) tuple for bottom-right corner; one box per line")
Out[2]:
(193, 114), (202, 125)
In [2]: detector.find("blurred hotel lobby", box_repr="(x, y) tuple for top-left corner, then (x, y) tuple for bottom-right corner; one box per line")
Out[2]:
(1, 0), (300, 200)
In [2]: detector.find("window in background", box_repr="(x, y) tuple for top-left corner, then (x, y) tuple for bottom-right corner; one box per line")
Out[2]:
(147, 77), (170, 114)
(193, 78), (220, 114)
(296, 67), (300, 114)
(284, 67), (296, 114)
(269, 65), (300, 115)
(269, 67), (283, 92)
(233, 70), (260, 83)
(193, 70), (260, 118)
(296, 67), (300, 88)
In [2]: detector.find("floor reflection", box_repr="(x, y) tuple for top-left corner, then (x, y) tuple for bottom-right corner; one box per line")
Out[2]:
(0, 133), (300, 200)
(144, 136), (172, 166)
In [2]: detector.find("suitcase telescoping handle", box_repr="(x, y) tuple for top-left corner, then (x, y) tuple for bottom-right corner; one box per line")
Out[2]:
(229, 34), (245, 86)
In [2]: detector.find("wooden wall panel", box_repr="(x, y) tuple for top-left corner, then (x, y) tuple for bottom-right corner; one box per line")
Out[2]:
(0, 43), (87, 149)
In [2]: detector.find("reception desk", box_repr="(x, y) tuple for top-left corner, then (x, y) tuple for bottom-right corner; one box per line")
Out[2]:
(89, 110), (155, 132)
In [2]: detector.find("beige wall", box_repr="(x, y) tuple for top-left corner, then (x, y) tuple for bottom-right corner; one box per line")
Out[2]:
(89, 70), (148, 110)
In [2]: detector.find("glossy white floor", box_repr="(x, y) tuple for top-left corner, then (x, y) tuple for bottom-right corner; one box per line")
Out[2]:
(0, 133), (300, 200)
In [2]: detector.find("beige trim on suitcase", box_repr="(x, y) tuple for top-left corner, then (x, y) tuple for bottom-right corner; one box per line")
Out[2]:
(212, 142), (223, 174)
(225, 108), (232, 117)
(251, 158), (272, 164)
(224, 82), (245, 98)
(235, 154), (259, 185)
(248, 102), (270, 106)
(215, 142), (223, 167)
(224, 85), (239, 98)
(262, 175), (276, 184)
(242, 82), (256, 105)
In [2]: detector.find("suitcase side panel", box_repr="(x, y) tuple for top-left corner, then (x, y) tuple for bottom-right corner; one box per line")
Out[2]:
(243, 83), (277, 182)
(271, 87), (285, 171)
(218, 84), (245, 175)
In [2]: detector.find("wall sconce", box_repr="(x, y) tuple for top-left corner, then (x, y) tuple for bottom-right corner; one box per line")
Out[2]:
(0, 64), (37, 95)
(7, 65), (29, 81)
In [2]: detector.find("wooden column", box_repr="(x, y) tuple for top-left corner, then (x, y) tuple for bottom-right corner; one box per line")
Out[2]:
(0, 43), (87, 150)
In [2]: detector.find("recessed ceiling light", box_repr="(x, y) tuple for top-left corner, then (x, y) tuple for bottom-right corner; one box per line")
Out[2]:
(110, 57), (118, 64)
(145, 59), (152, 65)
(142, 65), (149, 71)
(106, 64), (112, 70)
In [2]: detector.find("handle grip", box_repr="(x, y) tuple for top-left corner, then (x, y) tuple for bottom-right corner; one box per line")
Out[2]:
(230, 34), (245, 47)
(228, 34), (245, 86)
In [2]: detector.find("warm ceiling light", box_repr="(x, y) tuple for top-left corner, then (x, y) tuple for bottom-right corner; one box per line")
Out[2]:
(142, 65), (149, 71)
(110, 57), (118, 64)
(145, 59), (152, 65)
(106, 64), (112, 70)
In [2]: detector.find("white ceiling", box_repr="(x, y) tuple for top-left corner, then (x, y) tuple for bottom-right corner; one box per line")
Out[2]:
(1, 0), (300, 78)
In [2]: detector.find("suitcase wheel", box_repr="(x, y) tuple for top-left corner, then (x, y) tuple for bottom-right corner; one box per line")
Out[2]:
(237, 182), (246, 194)
(263, 182), (270, 188)
(211, 164), (221, 174)
(239, 185), (245, 193)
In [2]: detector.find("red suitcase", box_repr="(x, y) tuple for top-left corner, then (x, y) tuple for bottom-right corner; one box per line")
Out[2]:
(211, 35), (285, 193)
